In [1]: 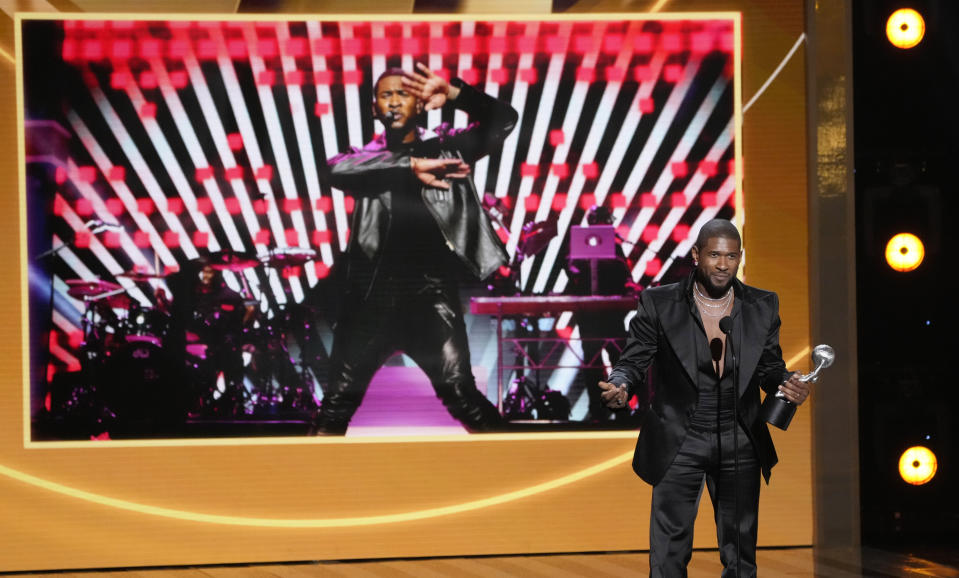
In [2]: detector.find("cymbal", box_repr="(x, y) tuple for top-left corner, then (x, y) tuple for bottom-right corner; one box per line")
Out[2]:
(66, 279), (122, 298)
(116, 270), (167, 282)
(518, 219), (558, 257)
(261, 247), (317, 268)
(204, 251), (260, 272)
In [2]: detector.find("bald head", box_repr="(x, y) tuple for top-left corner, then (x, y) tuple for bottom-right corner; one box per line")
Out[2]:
(694, 218), (741, 250)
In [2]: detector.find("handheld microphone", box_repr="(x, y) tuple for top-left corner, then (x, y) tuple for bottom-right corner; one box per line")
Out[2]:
(718, 316), (733, 336)
(382, 111), (397, 124)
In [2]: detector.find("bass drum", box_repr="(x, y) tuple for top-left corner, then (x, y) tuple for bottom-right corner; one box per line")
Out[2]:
(100, 340), (184, 435)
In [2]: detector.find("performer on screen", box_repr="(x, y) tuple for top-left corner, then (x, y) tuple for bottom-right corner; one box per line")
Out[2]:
(312, 63), (516, 435)
(598, 219), (811, 577)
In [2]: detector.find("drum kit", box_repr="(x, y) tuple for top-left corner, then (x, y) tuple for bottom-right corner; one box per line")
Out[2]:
(59, 248), (327, 432)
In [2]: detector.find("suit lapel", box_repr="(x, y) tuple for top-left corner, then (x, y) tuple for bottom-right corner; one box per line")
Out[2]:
(658, 284), (701, 389)
(734, 286), (763, 398)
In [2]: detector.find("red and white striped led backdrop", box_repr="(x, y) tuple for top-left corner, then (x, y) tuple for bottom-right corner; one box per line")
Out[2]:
(23, 16), (738, 426)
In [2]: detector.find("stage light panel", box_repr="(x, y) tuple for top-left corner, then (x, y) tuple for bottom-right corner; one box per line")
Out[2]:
(899, 446), (937, 485)
(886, 8), (925, 49)
(885, 232), (924, 272)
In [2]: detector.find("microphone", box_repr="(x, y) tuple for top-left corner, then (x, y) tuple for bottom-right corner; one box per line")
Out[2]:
(709, 337), (723, 377)
(718, 316), (732, 336)
(717, 314), (740, 578)
(382, 111), (397, 124)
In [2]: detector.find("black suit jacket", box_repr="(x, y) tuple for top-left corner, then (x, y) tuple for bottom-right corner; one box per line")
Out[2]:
(607, 273), (790, 485)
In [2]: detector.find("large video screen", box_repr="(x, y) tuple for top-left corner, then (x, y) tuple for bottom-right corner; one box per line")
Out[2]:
(21, 15), (739, 442)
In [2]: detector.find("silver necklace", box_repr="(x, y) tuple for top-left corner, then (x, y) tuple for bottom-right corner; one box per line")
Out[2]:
(695, 293), (732, 317)
(694, 283), (732, 307)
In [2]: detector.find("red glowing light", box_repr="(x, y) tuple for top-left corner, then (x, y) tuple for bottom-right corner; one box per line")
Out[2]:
(551, 164), (569, 179)
(257, 39), (278, 58)
(524, 195), (540, 211)
(227, 133), (243, 151)
(285, 37), (308, 57)
(106, 199), (124, 216)
(645, 257), (662, 276)
(285, 70), (305, 86)
(699, 160), (718, 176)
(315, 197), (333, 212)
(312, 230), (332, 245)
(74, 232), (91, 248)
(574, 36), (593, 53)
(78, 166), (97, 183)
(556, 326), (574, 340)
(490, 69), (509, 84)
(519, 68), (538, 84)
(459, 36), (478, 53)
(632, 34), (654, 53)
(283, 199), (302, 212)
(549, 130), (565, 146)
(605, 67), (627, 83)
(108, 166), (126, 181)
(168, 40), (189, 59)
(169, 71), (189, 89)
(520, 163), (539, 178)
(55, 166), (68, 184)
(254, 199), (270, 214)
(197, 39), (217, 60)
(139, 102), (157, 118)
(576, 68), (596, 83)
(193, 231), (209, 248)
(313, 38), (335, 55)
(133, 231), (151, 248)
(53, 197), (68, 216)
(342, 38), (365, 56)
(552, 194), (567, 210)
(282, 266), (302, 279)
(579, 194), (596, 209)
(402, 37), (423, 54)
(225, 198), (241, 215)
(195, 167), (214, 182)
(165, 198), (184, 215)
(140, 71), (158, 89)
(255, 230), (271, 244)
(545, 36), (565, 52)
(137, 199), (154, 214)
(639, 98), (655, 113)
(314, 102), (330, 116)
(670, 193), (687, 208)
(640, 193), (657, 208)
(111, 39), (133, 60)
(634, 66), (654, 82)
(255, 165), (274, 181)
(603, 35), (623, 53)
(582, 163), (599, 179)
(518, 37), (537, 53)
(429, 37), (451, 54)
(139, 39), (162, 59)
(610, 194), (627, 208)
(196, 198), (213, 214)
(663, 64), (683, 83)
(228, 40), (248, 59)
(163, 231), (179, 247)
(670, 161), (688, 178)
(489, 36), (508, 53)
(344, 197), (355, 213)
(285, 229), (300, 246)
(103, 231), (121, 248)
(692, 32), (714, 53)
(257, 70), (276, 86)
(343, 69), (363, 85)
(314, 262), (331, 278)
(700, 192), (718, 207)
(642, 226), (660, 243)
(75, 199), (94, 216)
(224, 166), (243, 180)
(460, 69), (480, 85)
(672, 224), (691, 241)
(662, 33), (683, 52)
(81, 40), (104, 60)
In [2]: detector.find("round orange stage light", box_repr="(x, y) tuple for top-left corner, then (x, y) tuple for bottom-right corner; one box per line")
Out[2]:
(899, 446), (937, 485)
(885, 233), (924, 272)
(886, 8), (925, 49)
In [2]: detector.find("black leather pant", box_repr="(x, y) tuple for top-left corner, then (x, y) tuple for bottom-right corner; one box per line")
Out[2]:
(648, 423), (761, 578)
(314, 275), (502, 434)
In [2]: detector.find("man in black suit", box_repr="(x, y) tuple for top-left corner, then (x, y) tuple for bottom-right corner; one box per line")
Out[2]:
(599, 219), (810, 577)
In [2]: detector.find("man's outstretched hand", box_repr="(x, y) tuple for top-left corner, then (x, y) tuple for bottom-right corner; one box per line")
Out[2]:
(402, 62), (460, 110)
(411, 157), (470, 189)
(599, 381), (629, 409)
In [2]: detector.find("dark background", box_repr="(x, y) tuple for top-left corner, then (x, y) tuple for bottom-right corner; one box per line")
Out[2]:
(854, 0), (959, 554)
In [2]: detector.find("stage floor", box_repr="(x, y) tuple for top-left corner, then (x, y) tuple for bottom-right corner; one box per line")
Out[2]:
(10, 548), (959, 577)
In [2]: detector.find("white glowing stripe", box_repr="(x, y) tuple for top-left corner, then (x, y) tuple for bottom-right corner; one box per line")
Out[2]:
(529, 26), (616, 294)
(625, 74), (727, 244)
(66, 114), (179, 276)
(79, 84), (204, 259)
(428, 23), (445, 130)
(149, 58), (247, 252)
(54, 193), (150, 306)
(64, 159), (167, 293)
(466, 22), (505, 197)
(277, 23), (331, 283)
(103, 67), (218, 256)
(340, 23), (365, 149)
(505, 24), (570, 265)
(240, 24), (307, 303)
(595, 51), (667, 224)
(615, 55), (704, 225)
(307, 21), (350, 254)
(51, 310), (81, 338)
(634, 122), (734, 277)
(49, 332), (81, 370)
(454, 21), (474, 129)
(337, 23), (365, 250)
(650, 175), (736, 284)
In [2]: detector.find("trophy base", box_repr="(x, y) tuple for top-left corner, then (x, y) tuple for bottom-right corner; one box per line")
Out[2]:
(761, 396), (796, 431)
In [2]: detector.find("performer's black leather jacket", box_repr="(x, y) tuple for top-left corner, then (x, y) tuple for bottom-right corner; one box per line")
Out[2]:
(324, 79), (517, 298)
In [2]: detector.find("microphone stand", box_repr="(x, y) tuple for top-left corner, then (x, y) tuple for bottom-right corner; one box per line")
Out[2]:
(719, 316), (740, 578)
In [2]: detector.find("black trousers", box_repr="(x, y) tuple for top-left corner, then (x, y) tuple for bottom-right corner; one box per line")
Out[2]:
(314, 275), (502, 434)
(649, 424), (761, 578)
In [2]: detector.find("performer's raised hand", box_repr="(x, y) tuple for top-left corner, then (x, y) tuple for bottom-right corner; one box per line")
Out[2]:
(402, 63), (460, 110)
(411, 157), (470, 189)
(599, 381), (629, 409)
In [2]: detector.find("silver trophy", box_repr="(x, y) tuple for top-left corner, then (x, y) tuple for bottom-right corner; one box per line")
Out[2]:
(761, 344), (835, 430)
